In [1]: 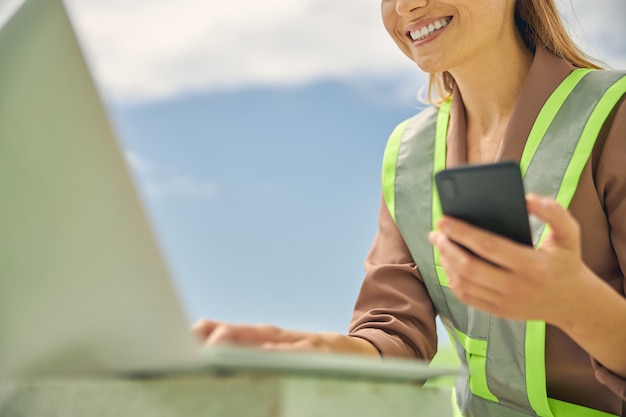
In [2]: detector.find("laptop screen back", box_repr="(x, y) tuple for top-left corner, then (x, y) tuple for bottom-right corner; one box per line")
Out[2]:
(0, 0), (201, 377)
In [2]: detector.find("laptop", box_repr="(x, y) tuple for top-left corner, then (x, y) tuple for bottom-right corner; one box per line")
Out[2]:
(0, 0), (457, 382)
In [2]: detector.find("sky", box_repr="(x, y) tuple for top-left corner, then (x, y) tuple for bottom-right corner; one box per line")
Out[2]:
(2, 0), (624, 339)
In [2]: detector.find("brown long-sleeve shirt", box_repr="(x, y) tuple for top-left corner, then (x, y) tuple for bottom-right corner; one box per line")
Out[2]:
(349, 47), (626, 415)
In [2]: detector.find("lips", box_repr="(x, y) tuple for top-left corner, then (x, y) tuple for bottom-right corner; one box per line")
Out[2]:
(408, 17), (452, 42)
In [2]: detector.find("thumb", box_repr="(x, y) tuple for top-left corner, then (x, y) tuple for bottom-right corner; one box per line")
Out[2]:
(526, 193), (580, 251)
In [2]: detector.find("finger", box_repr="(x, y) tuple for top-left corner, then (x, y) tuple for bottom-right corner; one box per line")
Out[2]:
(191, 319), (221, 341)
(204, 323), (281, 347)
(434, 239), (516, 314)
(431, 231), (511, 295)
(434, 216), (532, 270)
(261, 339), (319, 352)
(526, 194), (579, 250)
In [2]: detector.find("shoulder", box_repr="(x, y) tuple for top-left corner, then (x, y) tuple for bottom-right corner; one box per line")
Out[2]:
(591, 80), (626, 203)
(384, 106), (441, 147)
(594, 70), (626, 152)
(383, 105), (441, 165)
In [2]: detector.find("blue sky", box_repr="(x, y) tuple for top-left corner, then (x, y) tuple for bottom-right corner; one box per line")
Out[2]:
(3, 0), (623, 337)
(72, 0), (626, 335)
(109, 78), (426, 332)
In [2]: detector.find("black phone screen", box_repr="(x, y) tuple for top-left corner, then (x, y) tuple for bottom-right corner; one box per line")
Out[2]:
(435, 161), (533, 246)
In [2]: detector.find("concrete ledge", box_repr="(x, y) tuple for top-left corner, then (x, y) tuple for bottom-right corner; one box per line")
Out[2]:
(0, 372), (452, 417)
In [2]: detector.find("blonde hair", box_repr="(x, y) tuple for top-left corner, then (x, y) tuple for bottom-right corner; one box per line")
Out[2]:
(425, 0), (604, 104)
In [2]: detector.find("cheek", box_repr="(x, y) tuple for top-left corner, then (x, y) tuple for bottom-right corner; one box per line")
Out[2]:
(381, 8), (413, 58)
(479, 1), (515, 34)
(380, 5), (396, 37)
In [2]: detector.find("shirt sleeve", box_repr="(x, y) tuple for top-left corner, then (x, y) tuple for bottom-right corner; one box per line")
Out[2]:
(348, 195), (438, 361)
(590, 96), (626, 400)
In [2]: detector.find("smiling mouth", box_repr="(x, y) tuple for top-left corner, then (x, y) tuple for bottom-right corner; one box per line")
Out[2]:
(409, 17), (452, 42)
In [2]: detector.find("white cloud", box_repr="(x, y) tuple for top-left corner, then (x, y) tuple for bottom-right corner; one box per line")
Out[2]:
(63, 0), (415, 102)
(58, 0), (625, 103)
(124, 150), (218, 200)
(560, 0), (626, 68)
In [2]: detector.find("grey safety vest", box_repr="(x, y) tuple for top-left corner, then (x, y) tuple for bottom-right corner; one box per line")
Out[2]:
(382, 68), (626, 417)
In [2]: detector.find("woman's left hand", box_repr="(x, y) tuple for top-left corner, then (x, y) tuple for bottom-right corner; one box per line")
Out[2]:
(428, 193), (594, 325)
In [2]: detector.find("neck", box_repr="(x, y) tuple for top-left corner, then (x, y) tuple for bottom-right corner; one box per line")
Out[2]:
(449, 33), (533, 136)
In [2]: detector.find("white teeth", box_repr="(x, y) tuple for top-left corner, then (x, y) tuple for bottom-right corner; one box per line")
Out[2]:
(410, 18), (449, 41)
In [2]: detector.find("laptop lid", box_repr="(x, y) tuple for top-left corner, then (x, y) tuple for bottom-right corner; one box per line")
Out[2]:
(0, 0), (202, 376)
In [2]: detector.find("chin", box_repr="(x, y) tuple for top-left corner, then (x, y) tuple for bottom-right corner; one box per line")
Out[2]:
(411, 51), (450, 73)
(414, 59), (449, 75)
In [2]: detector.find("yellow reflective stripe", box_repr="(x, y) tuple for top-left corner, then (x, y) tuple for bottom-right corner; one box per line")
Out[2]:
(454, 328), (487, 356)
(434, 99), (451, 172)
(381, 119), (409, 223)
(523, 68), (593, 417)
(449, 391), (617, 417)
(435, 265), (450, 288)
(454, 328), (498, 402)
(548, 398), (619, 417)
(432, 100), (452, 286)
(527, 74), (626, 417)
(551, 74), (626, 212)
(519, 68), (592, 175)
(525, 320), (552, 416)
(535, 74), (626, 247)
(451, 387), (464, 417)
(468, 354), (498, 402)
(433, 100), (497, 404)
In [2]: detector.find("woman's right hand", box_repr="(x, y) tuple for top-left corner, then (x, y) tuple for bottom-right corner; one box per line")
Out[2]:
(191, 319), (380, 356)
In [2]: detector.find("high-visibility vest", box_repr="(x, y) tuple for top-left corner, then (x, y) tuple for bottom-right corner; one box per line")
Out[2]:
(382, 68), (626, 417)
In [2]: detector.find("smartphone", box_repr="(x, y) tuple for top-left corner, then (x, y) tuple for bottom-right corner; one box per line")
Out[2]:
(434, 161), (533, 246)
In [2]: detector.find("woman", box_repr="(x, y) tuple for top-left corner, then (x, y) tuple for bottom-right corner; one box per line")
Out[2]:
(194, 0), (626, 415)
